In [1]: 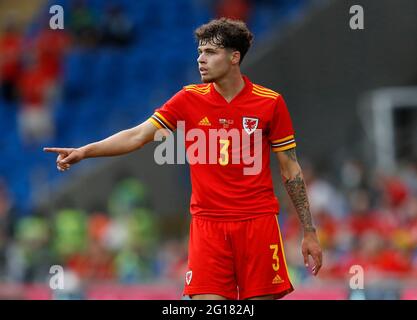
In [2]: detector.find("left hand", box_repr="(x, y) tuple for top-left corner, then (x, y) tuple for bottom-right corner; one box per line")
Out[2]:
(301, 230), (323, 276)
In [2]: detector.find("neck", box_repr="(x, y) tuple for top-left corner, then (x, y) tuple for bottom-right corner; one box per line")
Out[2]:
(213, 70), (245, 103)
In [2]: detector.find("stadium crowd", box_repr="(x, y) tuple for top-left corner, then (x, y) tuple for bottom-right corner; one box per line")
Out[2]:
(0, 159), (416, 296)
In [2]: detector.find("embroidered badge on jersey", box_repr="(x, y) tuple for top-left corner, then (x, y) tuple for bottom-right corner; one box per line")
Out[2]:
(242, 117), (259, 135)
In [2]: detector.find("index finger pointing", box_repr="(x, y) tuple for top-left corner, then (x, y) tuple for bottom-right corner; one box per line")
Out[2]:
(43, 147), (66, 154)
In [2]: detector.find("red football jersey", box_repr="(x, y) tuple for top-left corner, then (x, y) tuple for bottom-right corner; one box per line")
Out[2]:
(149, 76), (296, 221)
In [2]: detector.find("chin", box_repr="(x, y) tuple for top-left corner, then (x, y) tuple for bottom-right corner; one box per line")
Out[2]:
(201, 76), (210, 83)
(201, 75), (215, 83)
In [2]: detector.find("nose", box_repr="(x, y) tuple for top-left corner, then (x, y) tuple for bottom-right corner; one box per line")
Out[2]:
(197, 53), (205, 64)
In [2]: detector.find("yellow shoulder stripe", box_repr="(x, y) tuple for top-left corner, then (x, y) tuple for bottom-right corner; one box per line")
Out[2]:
(185, 87), (211, 93)
(252, 86), (279, 97)
(253, 84), (280, 96)
(252, 87), (279, 98)
(184, 84), (211, 91)
(185, 88), (210, 95)
(252, 91), (278, 100)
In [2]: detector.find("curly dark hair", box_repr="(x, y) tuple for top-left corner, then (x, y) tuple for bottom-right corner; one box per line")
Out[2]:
(194, 18), (254, 64)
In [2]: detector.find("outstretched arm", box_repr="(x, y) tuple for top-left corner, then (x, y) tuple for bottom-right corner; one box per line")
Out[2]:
(44, 119), (160, 171)
(276, 148), (323, 275)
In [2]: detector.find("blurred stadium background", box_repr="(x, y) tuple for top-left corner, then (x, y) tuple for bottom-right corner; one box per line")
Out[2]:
(0, 0), (417, 300)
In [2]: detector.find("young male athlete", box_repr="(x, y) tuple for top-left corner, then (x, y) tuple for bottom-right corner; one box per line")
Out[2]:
(44, 18), (322, 300)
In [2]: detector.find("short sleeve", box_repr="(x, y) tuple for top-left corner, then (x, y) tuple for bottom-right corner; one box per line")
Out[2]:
(149, 90), (185, 133)
(268, 95), (296, 152)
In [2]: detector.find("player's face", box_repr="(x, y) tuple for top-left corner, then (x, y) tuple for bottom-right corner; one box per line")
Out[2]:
(197, 41), (234, 83)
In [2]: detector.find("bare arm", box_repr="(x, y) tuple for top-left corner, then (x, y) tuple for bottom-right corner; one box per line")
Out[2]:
(44, 119), (160, 171)
(276, 148), (323, 275)
(78, 119), (159, 158)
(277, 148), (314, 232)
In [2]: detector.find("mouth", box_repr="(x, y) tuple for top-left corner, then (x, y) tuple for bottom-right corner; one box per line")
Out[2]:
(199, 67), (208, 75)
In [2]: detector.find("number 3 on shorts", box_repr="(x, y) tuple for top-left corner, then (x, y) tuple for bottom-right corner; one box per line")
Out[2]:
(270, 244), (280, 271)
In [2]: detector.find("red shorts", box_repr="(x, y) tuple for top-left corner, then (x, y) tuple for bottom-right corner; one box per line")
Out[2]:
(183, 214), (294, 300)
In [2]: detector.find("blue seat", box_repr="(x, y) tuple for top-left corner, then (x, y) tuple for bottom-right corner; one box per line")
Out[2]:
(63, 50), (91, 100)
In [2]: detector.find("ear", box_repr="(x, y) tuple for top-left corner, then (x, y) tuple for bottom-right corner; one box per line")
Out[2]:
(231, 51), (241, 65)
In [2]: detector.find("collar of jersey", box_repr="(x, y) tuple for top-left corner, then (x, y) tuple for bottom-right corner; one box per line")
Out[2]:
(209, 75), (253, 105)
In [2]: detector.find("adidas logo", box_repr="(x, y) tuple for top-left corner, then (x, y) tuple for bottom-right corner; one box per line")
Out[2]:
(272, 274), (284, 284)
(198, 117), (211, 126)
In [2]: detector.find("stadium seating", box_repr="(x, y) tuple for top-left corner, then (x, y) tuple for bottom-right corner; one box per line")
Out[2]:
(0, 0), (308, 215)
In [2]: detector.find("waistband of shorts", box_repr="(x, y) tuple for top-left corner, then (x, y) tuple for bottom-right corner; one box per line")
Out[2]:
(191, 212), (278, 222)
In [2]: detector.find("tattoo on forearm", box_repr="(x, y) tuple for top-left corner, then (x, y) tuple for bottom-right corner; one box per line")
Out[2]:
(284, 172), (314, 231)
(284, 148), (297, 162)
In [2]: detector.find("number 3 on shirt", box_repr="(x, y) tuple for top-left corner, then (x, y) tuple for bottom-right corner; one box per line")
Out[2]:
(219, 139), (230, 166)
(270, 244), (280, 271)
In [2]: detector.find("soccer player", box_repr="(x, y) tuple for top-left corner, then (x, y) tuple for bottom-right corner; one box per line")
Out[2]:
(44, 18), (322, 300)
